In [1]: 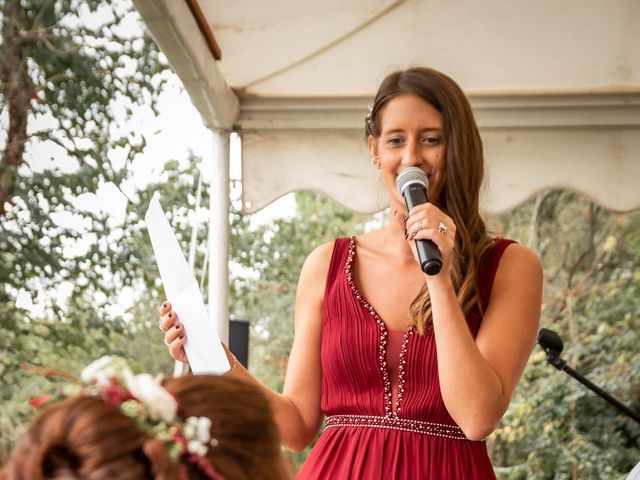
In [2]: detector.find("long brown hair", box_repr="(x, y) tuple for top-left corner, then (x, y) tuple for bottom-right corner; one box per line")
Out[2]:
(366, 67), (493, 334)
(1, 375), (291, 480)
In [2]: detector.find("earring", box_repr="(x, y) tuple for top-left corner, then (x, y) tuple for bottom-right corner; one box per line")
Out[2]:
(372, 157), (381, 169)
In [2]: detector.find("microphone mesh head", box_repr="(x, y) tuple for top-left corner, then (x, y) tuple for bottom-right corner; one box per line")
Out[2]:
(395, 167), (428, 195)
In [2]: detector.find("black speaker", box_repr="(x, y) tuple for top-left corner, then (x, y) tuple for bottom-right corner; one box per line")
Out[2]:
(228, 319), (249, 368)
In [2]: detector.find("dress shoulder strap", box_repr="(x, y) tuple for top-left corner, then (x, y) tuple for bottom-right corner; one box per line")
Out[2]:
(323, 237), (353, 299)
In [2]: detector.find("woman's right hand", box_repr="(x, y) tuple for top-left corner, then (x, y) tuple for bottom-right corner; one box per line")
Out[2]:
(158, 301), (188, 363)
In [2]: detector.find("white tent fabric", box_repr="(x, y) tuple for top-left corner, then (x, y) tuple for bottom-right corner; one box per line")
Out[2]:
(194, 0), (639, 96)
(238, 93), (640, 213)
(133, 0), (640, 214)
(132, 0), (640, 346)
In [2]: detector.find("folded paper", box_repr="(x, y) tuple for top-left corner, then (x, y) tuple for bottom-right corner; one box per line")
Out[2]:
(145, 192), (229, 374)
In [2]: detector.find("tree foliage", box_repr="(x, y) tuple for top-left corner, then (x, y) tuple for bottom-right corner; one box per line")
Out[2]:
(1, 0), (167, 311)
(488, 190), (640, 479)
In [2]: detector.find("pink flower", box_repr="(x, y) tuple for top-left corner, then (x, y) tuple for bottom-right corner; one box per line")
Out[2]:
(29, 395), (53, 408)
(101, 380), (133, 406)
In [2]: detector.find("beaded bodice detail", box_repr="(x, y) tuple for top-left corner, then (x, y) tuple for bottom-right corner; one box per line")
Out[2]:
(318, 236), (471, 440)
(343, 236), (415, 418)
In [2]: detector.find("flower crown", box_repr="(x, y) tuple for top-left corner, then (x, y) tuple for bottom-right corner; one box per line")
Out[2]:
(29, 356), (223, 480)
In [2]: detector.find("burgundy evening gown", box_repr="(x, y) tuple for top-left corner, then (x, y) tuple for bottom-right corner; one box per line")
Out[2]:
(297, 236), (513, 479)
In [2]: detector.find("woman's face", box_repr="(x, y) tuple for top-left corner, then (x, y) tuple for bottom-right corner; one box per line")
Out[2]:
(368, 94), (447, 213)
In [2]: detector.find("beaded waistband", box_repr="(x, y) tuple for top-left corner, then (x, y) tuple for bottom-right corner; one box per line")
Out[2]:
(325, 414), (470, 440)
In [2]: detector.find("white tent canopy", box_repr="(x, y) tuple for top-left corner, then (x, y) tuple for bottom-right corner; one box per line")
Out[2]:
(134, 0), (640, 214)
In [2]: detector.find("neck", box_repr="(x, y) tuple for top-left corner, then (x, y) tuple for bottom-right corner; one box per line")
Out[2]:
(381, 211), (414, 262)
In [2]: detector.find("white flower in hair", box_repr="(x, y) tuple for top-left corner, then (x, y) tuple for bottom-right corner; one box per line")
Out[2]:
(122, 370), (177, 422)
(196, 417), (212, 442)
(185, 416), (212, 443)
(188, 439), (208, 457)
(39, 356), (223, 479)
(81, 355), (131, 388)
(184, 416), (215, 456)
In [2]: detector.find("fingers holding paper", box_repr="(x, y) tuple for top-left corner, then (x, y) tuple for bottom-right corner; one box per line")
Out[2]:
(159, 301), (188, 363)
(159, 301), (177, 330)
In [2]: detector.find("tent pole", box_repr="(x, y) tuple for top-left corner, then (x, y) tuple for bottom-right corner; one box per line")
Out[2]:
(208, 129), (231, 345)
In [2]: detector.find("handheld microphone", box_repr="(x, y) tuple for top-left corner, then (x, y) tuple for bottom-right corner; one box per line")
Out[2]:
(395, 167), (443, 276)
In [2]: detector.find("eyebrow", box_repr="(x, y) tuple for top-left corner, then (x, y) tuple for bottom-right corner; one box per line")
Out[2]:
(383, 128), (443, 135)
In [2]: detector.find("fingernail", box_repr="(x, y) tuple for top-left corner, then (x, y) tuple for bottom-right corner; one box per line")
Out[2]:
(404, 229), (408, 239)
(162, 301), (168, 308)
(179, 334), (184, 339)
(168, 312), (173, 318)
(410, 231), (417, 239)
(404, 215), (409, 222)
(174, 323), (180, 329)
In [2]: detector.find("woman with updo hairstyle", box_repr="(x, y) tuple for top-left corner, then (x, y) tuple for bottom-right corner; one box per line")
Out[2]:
(161, 66), (543, 478)
(1, 375), (292, 480)
(1, 396), (177, 480)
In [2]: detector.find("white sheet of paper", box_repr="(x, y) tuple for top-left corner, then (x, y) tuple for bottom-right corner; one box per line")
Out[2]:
(144, 192), (229, 374)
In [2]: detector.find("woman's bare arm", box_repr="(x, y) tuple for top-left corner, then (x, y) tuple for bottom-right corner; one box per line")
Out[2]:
(428, 243), (543, 440)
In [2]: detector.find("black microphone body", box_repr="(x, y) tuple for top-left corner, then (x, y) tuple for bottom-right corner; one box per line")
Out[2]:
(397, 168), (443, 276)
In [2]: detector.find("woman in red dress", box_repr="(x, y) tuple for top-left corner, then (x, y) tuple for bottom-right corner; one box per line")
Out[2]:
(160, 67), (543, 479)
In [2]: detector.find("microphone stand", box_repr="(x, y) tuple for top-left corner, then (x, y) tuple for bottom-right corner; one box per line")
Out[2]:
(537, 328), (640, 424)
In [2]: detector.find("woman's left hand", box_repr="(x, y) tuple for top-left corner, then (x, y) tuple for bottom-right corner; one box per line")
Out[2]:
(404, 203), (456, 281)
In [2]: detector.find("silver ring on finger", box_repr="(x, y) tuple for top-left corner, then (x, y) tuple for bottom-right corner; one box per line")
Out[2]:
(416, 220), (423, 229)
(164, 337), (171, 347)
(158, 318), (164, 332)
(438, 222), (448, 235)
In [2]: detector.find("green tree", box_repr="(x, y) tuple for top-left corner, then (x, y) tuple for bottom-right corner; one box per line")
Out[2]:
(0, 0), (167, 314)
(0, 0), (181, 459)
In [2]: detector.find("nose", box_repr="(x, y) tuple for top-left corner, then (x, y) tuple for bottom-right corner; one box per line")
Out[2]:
(401, 139), (422, 167)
